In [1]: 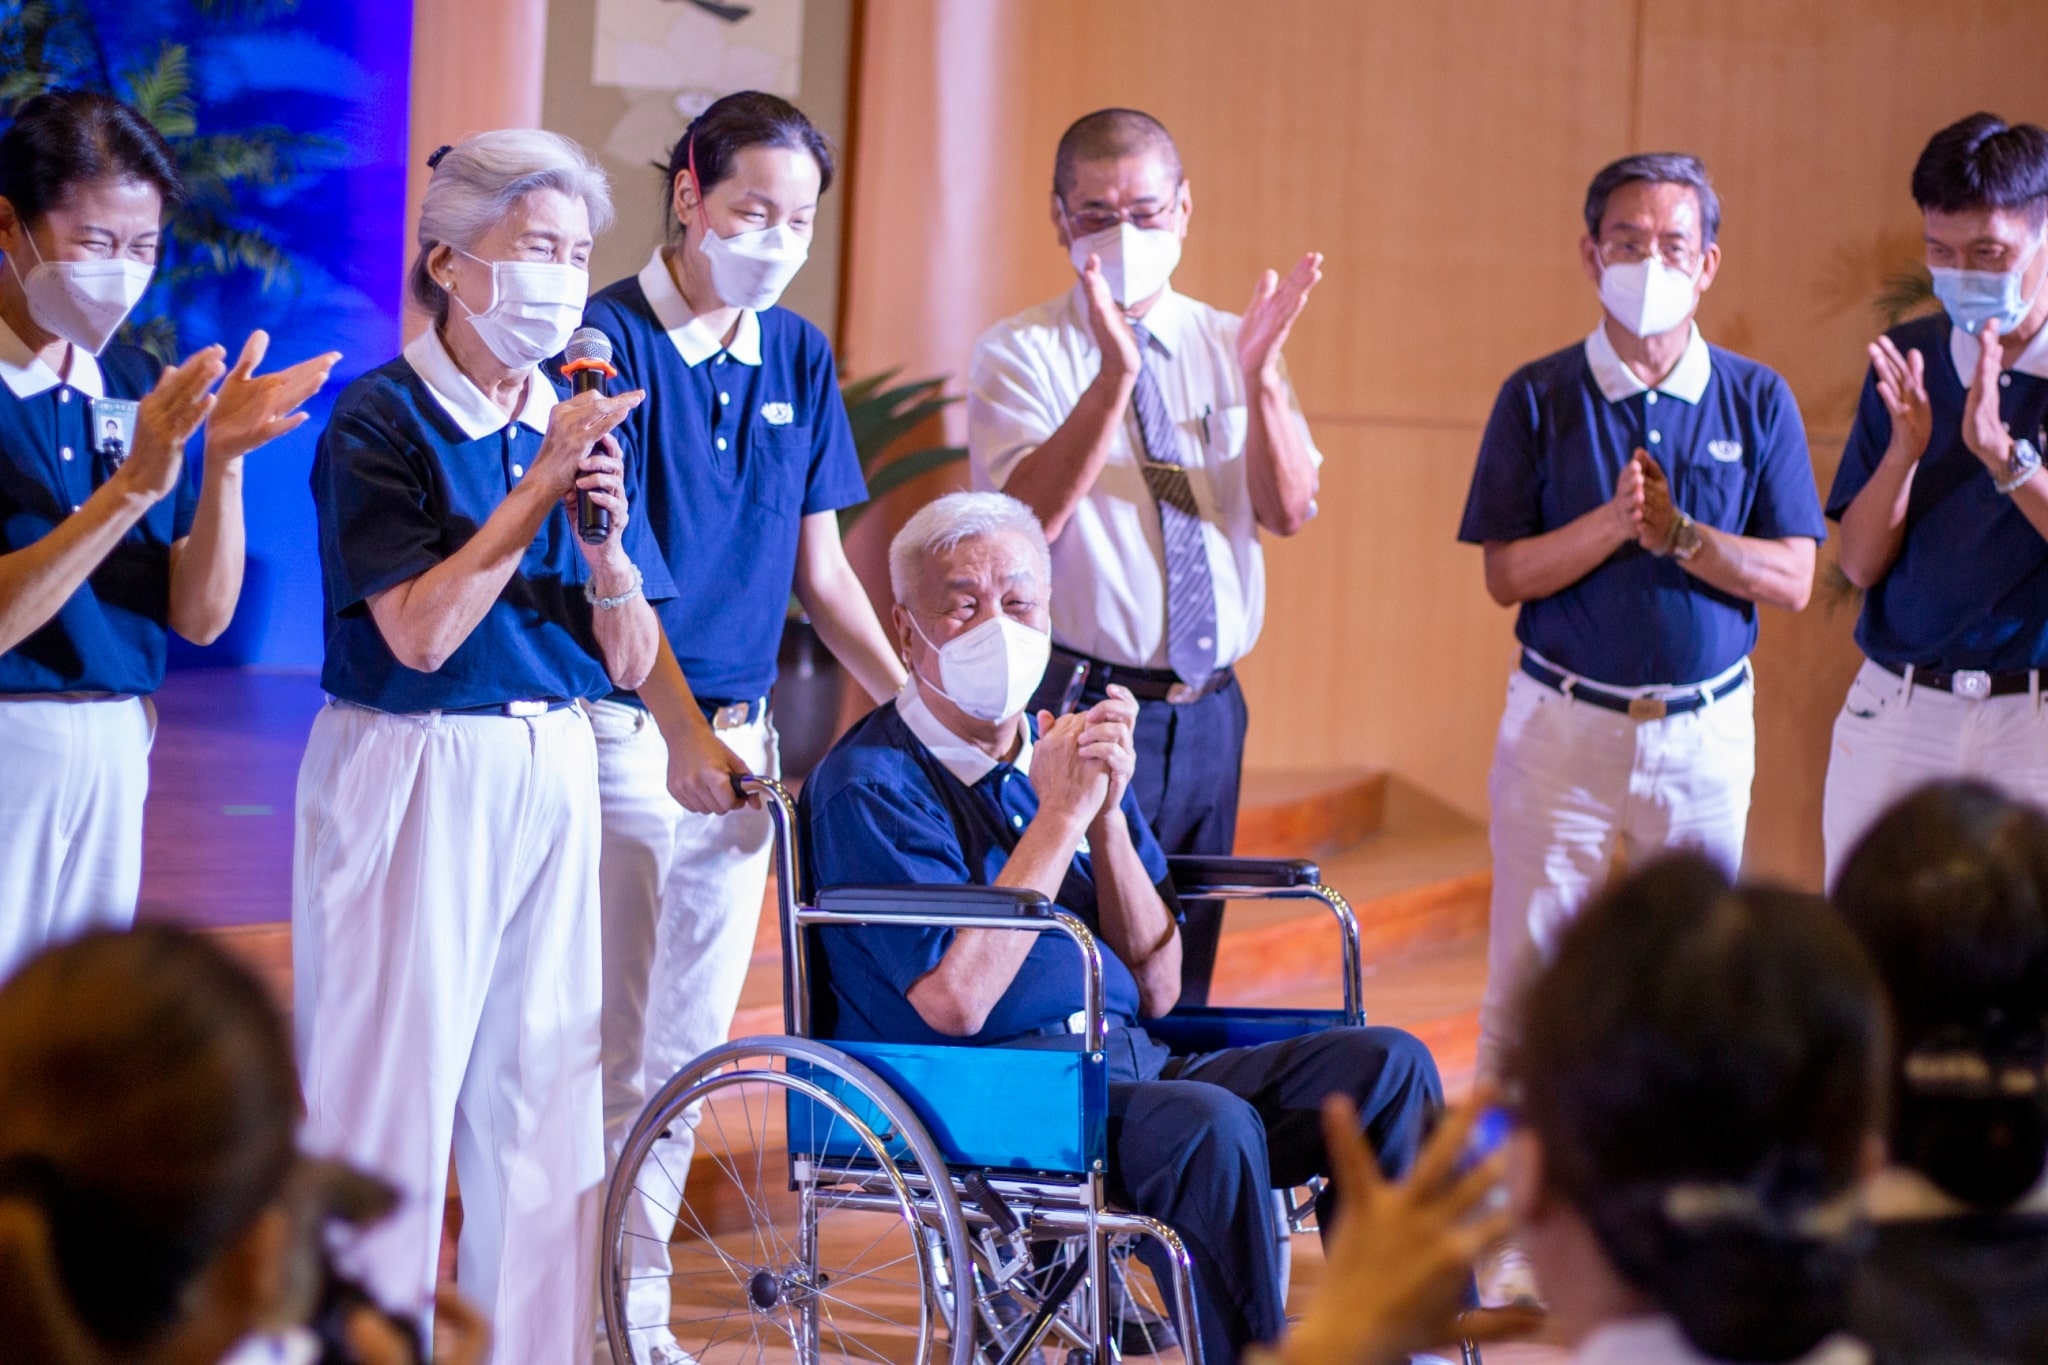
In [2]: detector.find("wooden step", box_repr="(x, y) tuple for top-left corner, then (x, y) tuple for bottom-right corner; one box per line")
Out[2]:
(1233, 768), (1388, 858)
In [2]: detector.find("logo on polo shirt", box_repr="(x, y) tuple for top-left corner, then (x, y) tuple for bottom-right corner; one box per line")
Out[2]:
(761, 401), (795, 426)
(1707, 439), (1743, 463)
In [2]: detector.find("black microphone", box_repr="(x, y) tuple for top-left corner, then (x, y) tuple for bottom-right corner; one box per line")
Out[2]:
(563, 327), (617, 545)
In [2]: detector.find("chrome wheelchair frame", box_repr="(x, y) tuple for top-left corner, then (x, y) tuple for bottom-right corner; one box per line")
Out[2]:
(599, 775), (1455, 1365)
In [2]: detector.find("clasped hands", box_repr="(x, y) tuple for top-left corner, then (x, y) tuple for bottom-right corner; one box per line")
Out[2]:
(1608, 446), (1686, 554)
(1031, 683), (1140, 835)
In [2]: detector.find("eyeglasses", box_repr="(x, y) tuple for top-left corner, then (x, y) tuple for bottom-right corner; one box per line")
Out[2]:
(1062, 188), (1182, 238)
(1599, 236), (1704, 275)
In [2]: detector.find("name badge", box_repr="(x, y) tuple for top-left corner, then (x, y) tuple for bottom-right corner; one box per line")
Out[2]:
(1707, 439), (1743, 463)
(90, 396), (140, 471)
(760, 401), (795, 426)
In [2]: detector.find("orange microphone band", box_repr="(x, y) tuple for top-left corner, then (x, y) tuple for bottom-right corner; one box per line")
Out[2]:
(560, 357), (619, 379)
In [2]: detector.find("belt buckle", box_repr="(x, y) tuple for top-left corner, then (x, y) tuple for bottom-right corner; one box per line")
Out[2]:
(502, 699), (547, 718)
(1165, 682), (1202, 704)
(1953, 669), (1992, 700)
(711, 701), (751, 730)
(1626, 696), (1668, 722)
(1064, 1009), (1089, 1035)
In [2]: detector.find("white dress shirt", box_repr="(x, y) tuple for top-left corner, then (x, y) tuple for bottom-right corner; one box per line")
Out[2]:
(967, 283), (1319, 671)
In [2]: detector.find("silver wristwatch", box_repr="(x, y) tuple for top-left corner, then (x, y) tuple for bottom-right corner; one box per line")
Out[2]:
(584, 562), (645, 610)
(1997, 436), (2043, 496)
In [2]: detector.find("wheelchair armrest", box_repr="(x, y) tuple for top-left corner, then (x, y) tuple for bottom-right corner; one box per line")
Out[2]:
(1165, 855), (1321, 894)
(814, 884), (1054, 918)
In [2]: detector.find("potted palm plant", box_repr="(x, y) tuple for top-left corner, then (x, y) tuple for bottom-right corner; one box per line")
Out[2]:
(773, 369), (966, 777)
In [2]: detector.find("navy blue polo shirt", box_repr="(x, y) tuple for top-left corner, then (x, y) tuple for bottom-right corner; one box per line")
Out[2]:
(800, 693), (1175, 1047)
(581, 251), (868, 706)
(311, 330), (673, 713)
(0, 334), (198, 695)
(1826, 312), (2048, 671)
(1458, 325), (1825, 686)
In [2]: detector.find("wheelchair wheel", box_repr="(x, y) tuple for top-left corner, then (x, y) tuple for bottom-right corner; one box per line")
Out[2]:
(601, 1037), (975, 1365)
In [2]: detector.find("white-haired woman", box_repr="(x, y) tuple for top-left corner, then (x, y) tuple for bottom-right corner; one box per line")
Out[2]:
(293, 129), (658, 1364)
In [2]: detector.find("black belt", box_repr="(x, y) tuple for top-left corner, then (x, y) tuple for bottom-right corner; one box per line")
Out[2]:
(1008, 1011), (1135, 1041)
(1519, 655), (1748, 720)
(1047, 646), (1233, 706)
(1875, 658), (2039, 699)
(698, 696), (767, 729)
(442, 698), (576, 717)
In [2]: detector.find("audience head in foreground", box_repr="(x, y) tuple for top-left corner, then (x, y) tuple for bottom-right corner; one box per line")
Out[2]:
(1506, 854), (1888, 1364)
(0, 928), (300, 1364)
(1832, 779), (2048, 1362)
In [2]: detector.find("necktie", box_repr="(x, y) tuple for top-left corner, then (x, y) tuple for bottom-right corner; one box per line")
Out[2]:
(1128, 322), (1218, 685)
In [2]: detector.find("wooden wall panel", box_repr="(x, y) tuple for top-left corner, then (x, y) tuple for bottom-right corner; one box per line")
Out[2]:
(842, 0), (2048, 891)
(1232, 426), (1520, 817)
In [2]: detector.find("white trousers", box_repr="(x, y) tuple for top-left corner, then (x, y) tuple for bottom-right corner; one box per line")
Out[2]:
(0, 695), (152, 984)
(1477, 666), (1755, 1081)
(590, 698), (775, 1364)
(292, 701), (604, 1365)
(1822, 659), (2048, 890)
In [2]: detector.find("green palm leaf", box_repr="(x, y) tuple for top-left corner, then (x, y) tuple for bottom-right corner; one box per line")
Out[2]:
(123, 42), (195, 138)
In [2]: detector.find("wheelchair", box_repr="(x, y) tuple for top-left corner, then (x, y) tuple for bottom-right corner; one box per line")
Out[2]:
(599, 775), (1480, 1365)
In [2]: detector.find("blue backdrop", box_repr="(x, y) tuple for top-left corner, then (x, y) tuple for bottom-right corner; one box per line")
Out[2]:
(77, 1), (414, 669)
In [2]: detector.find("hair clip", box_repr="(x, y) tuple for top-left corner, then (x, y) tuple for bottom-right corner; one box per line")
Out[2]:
(426, 144), (453, 170)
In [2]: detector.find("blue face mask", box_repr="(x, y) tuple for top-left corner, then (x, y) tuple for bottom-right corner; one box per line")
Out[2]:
(1931, 232), (2047, 335)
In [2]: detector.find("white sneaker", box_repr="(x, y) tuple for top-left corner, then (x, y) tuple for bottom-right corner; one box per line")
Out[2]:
(1475, 1241), (1543, 1309)
(646, 1341), (698, 1365)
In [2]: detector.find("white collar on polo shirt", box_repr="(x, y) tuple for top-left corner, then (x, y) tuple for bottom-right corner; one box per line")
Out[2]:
(894, 672), (1033, 786)
(1585, 321), (1712, 405)
(1575, 1315), (1868, 1365)
(403, 323), (556, 440)
(0, 313), (104, 400)
(1067, 280), (1197, 358)
(637, 247), (763, 368)
(1951, 316), (2048, 388)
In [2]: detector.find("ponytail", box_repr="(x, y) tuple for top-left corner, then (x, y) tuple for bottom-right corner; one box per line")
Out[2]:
(1895, 1025), (2048, 1208)
(1586, 1173), (1868, 1363)
(1509, 856), (1887, 1365)
(1833, 781), (2048, 1212)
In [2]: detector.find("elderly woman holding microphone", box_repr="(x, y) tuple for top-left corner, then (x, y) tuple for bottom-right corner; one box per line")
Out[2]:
(293, 130), (658, 1363)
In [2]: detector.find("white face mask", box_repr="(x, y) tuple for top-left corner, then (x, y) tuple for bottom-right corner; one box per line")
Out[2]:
(698, 221), (809, 311)
(452, 251), (587, 369)
(7, 229), (153, 355)
(909, 611), (1052, 723)
(1068, 222), (1182, 307)
(1598, 254), (1700, 339)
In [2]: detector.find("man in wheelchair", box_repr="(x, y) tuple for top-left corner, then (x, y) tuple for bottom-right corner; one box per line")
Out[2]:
(799, 492), (1446, 1365)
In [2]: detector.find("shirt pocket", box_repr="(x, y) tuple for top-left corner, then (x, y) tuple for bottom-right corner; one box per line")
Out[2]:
(1206, 404), (1249, 462)
(1676, 445), (1750, 530)
(747, 421), (812, 514)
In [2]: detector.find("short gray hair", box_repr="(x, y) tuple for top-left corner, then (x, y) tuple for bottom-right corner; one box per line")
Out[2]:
(1583, 152), (1721, 248)
(407, 128), (614, 324)
(889, 491), (1051, 603)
